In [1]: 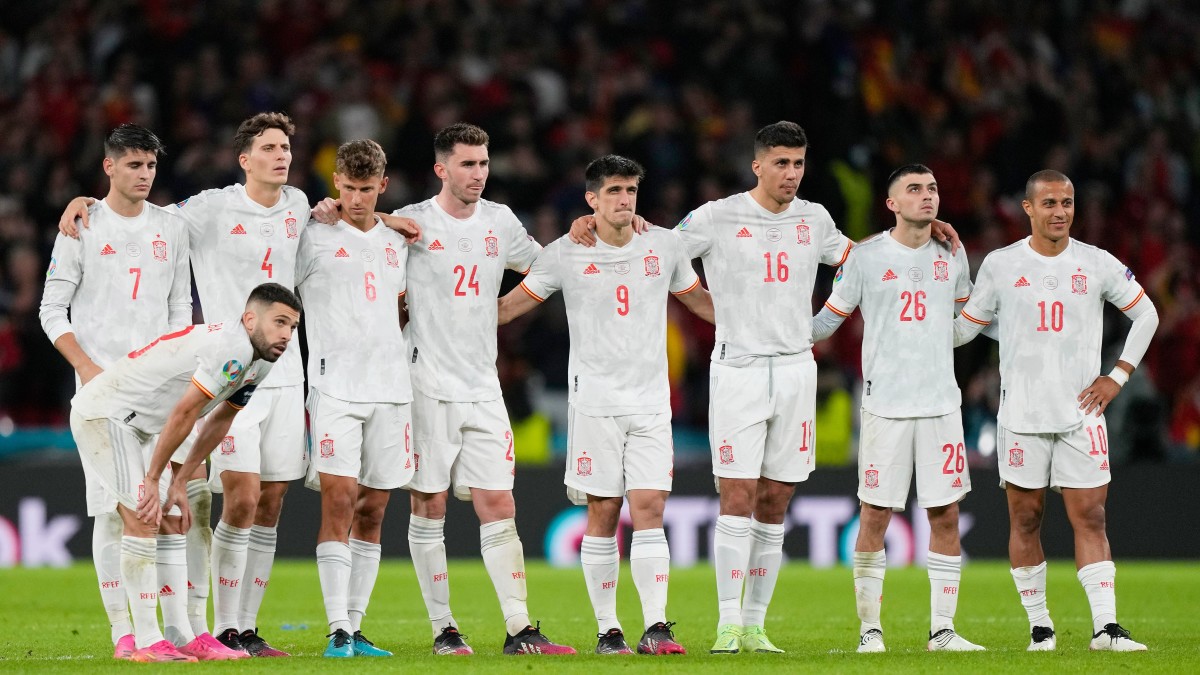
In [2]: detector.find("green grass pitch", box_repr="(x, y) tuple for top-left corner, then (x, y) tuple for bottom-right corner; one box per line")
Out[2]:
(2, 560), (1195, 673)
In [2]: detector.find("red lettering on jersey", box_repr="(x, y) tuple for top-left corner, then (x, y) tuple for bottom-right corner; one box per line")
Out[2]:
(334, 247), (349, 258)
(428, 240), (444, 251)
(100, 244), (117, 256)
(230, 224), (247, 235)
(583, 263), (600, 275)
(736, 227), (752, 238)
(1015, 276), (1030, 287)
(881, 269), (898, 281)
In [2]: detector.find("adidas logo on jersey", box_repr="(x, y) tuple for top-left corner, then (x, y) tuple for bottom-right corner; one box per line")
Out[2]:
(230, 224), (247, 235)
(1100, 460), (1109, 471)
(100, 244), (117, 256)
(881, 269), (898, 281)
(334, 247), (349, 258)
(583, 263), (600, 275)
(736, 227), (752, 238)
(1015, 276), (1030, 287)
(428, 239), (444, 251)
(951, 477), (963, 488)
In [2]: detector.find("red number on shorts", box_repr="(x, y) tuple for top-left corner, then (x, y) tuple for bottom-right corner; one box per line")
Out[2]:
(941, 442), (965, 474)
(1087, 424), (1108, 456)
(763, 252), (789, 282)
(1037, 300), (1064, 332)
(453, 264), (480, 296)
(129, 267), (141, 299)
(261, 247), (273, 278)
(798, 420), (811, 453)
(900, 290), (926, 321)
(504, 430), (513, 461)
(616, 285), (630, 316)
(364, 271), (377, 301)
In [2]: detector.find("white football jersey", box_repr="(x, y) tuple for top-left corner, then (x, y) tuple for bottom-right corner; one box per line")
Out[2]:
(521, 227), (700, 416)
(175, 184), (309, 388)
(959, 237), (1146, 433)
(825, 232), (971, 417)
(295, 218), (411, 404)
(675, 192), (852, 365)
(71, 320), (273, 435)
(40, 199), (192, 370)
(395, 197), (541, 401)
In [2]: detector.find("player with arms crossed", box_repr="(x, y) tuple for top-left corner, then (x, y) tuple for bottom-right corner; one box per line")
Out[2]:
(812, 165), (984, 653)
(38, 124), (244, 660)
(70, 283), (300, 662)
(295, 140), (414, 658)
(497, 155), (713, 655)
(321, 123), (572, 654)
(954, 170), (1158, 652)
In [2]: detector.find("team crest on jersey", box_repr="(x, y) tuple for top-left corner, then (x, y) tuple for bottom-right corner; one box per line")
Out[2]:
(1008, 446), (1024, 468)
(220, 436), (236, 456)
(285, 217), (298, 239)
(386, 247), (399, 268)
(152, 239), (168, 262)
(796, 224), (811, 245)
(719, 442), (734, 465)
(319, 437), (335, 458)
(933, 259), (949, 282)
(644, 254), (660, 277)
(484, 235), (499, 258)
(576, 454), (592, 477)
(1071, 273), (1087, 295)
(864, 469), (879, 489)
(221, 360), (243, 382)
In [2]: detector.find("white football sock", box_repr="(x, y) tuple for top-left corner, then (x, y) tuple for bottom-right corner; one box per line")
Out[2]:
(581, 535), (621, 633)
(185, 479), (212, 637)
(1077, 560), (1117, 634)
(714, 515), (751, 627)
(630, 528), (670, 629)
(480, 518), (530, 636)
(348, 538), (382, 633)
(409, 515), (456, 637)
(93, 512), (131, 643)
(237, 525), (277, 631)
(121, 536), (164, 648)
(853, 550), (886, 633)
(927, 552), (961, 633)
(210, 521), (249, 634)
(1011, 562), (1053, 630)
(316, 541), (352, 633)
(157, 533), (194, 646)
(741, 519), (784, 628)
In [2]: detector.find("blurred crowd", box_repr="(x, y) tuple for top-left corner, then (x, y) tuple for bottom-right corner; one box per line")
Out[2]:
(1, 0), (1197, 463)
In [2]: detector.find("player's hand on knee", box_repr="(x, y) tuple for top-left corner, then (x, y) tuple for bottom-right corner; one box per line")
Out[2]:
(59, 196), (96, 239)
(163, 479), (192, 531)
(1077, 376), (1120, 415)
(136, 476), (161, 525)
(568, 215), (598, 247)
(311, 197), (341, 225)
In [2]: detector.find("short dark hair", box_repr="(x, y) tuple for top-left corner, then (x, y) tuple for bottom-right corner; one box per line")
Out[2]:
(233, 112), (296, 155)
(434, 122), (489, 162)
(584, 155), (645, 193)
(754, 121), (808, 155)
(886, 164), (934, 192)
(247, 282), (302, 314)
(336, 140), (387, 180)
(1025, 169), (1072, 201)
(104, 124), (165, 159)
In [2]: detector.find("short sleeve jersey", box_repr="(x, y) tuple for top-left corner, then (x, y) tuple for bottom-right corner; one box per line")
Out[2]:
(674, 193), (852, 365)
(71, 321), (273, 435)
(40, 200), (192, 368)
(175, 184), (309, 388)
(959, 237), (1147, 433)
(825, 232), (972, 417)
(520, 227), (700, 416)
(295, 218), (411, 404)
(394, 197), (541, 401)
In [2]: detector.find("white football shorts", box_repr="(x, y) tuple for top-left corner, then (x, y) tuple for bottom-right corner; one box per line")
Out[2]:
(564, 406), (673, 505)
